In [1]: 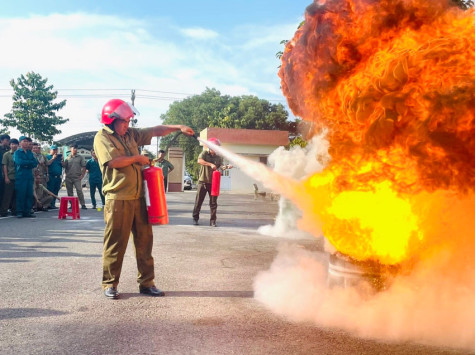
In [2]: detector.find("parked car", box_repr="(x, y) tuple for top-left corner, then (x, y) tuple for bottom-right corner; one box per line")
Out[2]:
(184, 176), (192, 190)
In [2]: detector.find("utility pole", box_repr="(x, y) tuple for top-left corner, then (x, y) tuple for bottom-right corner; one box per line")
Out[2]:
(131, 89), (137, 127)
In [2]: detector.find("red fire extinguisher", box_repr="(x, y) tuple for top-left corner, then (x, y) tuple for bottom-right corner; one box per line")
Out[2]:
(143, 166), (169, 225)
(211, 170), (221, 196)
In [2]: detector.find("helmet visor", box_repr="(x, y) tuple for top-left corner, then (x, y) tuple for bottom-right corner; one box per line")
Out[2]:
(110, 102), (140, 121)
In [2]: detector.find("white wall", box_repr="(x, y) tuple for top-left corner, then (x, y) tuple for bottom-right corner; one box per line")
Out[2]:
(221, 143), (277, 155)
(226, 155), (267, 193)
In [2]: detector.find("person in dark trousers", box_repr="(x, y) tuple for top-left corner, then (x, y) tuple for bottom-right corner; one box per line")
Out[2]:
(192, 138), (232, 227)
(0, 134), (11, 209)
(46, 145), (63, 209)
(154, 149), (174, 192)
(13, 136), (37, 218)
(94, 98), (194, 299)
(0, 138), (18, 217)
(86, 148), (105, 209)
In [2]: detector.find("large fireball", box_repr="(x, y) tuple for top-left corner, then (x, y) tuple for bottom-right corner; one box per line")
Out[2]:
(279, 0), (474, 265)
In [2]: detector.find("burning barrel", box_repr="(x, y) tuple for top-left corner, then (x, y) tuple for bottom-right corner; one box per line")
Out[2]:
(327, 252), (400, 292)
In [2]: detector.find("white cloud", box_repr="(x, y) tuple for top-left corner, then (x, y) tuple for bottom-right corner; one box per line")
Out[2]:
(179, 27), (219, 40)
(0, 12), (295, 141)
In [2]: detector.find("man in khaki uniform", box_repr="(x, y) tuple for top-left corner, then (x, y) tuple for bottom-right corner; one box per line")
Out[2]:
(63, 144), (87, 209)
(94, 98), (194, 299)
(192, 138), (232, 227)
(33, 171), (60, 211)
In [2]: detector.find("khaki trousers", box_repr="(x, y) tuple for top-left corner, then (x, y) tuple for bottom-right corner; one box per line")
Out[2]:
(65, 177), (86, 206)
(102, 198), (155, 289)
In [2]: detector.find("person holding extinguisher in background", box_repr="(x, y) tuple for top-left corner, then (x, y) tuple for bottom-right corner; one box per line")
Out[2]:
(93, 98), (194, 299)
(192, 138), (232, 227)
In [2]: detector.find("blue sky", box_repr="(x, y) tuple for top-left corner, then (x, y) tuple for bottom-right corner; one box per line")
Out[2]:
(0, 0), (311, 145)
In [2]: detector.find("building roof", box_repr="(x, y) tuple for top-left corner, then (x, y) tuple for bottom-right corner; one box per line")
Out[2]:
(201, 127), (289, 146)
(56, 131), (97, 150)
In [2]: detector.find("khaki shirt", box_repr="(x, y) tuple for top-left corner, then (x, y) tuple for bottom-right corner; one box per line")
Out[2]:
(94, 126), (153, 200)
(2, 150), (16, 180)
(198, 150), (223, 183)
(64, 154), (86, 179)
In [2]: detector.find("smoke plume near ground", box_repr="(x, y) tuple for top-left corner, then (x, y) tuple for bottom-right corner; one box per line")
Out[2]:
(258, 132), (330, 239)
(254, 239), (475, 350)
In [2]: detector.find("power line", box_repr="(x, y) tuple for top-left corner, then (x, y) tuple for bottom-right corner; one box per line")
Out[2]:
(0, 88), (287, 103)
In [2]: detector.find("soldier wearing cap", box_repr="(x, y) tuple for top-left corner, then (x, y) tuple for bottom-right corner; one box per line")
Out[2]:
(46, 144), (63, 209)
(13, 136), (37, 218)
(94, 98), (194, 299)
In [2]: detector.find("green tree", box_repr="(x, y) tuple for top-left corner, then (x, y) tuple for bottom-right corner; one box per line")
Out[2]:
(3, 71), (68, 142)
(160, 88), (296, 179)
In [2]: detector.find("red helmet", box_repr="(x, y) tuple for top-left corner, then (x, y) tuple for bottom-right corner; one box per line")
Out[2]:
(101, 99), (138, 124)
(207, 137), (221, 146)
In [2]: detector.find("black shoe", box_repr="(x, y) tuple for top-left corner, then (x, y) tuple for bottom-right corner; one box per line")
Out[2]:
(193, 219), (199, 226)
(0, 213), (8, 217)
(210, 221), (217, 227)
(92, 205), (96, 209)
(104, 287), (119, 299)
(81, 205), (87, 210)
(139, 285), (165, 297)
(24, 214), (36, 218)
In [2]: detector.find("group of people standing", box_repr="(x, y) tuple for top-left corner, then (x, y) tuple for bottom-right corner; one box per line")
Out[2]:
(0, 134), (105, 218)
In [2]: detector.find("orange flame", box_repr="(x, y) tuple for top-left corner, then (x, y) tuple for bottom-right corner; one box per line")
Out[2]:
(279, 0), (474, 265)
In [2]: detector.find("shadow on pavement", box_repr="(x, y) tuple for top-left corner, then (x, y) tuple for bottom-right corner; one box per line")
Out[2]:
(0, 308), (68, 320)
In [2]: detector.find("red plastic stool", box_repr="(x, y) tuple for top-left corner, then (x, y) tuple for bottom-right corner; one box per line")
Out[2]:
(58, 197), (80, 220)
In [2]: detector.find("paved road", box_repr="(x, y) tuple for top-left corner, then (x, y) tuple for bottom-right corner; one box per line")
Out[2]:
(0, 191), (467, 354)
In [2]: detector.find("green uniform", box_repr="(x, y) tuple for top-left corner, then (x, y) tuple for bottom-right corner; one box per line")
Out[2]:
(192, 150), (223, 224)
(64, 154), (86, 206)
(86, 157), (105, 208)
(13, 148), (38, 217)
(46, 154), (63, 208)
(0, 145), (9, 208)
(197, 151), (223, 183)
(154, 159), (174, 178)
(0, 150), (16, 215)
(154, 159), (174, 192)
(94, 125), (155, 290)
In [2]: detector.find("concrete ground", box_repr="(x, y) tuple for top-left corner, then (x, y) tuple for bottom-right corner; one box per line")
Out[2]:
(0, 190), (467, 354)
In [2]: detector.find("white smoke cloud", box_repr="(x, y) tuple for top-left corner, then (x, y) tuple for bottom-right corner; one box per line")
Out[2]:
(258, 131), (330, 239)
(254, 243), (475, 350)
